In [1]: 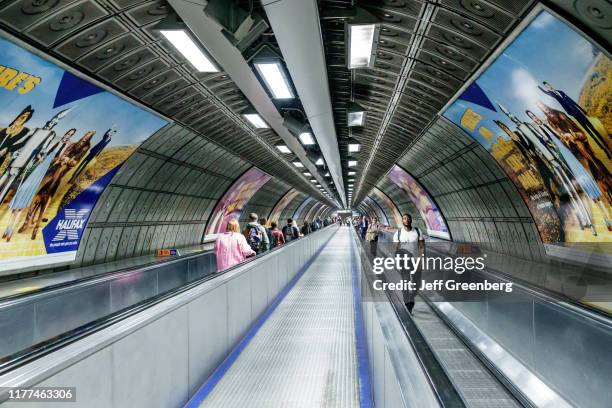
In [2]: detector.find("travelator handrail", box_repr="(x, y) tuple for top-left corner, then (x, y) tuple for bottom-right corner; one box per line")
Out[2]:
(0, 238), (216, 303)
(0, 225), (334, 376)
(349, 228), (465, 408)
(372, 231), (612, 408)
(377, 230), (612, 321)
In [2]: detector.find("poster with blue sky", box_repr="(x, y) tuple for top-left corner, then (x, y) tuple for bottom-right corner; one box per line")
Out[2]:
(0, 36), (167, 272)
(444, 10), (611, 247)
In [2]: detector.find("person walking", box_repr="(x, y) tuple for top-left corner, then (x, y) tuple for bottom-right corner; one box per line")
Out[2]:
(244, 213), (269, 254)
(365, 216), (380, 257)
(214, 219), (255, 272)
(393, 213), (425, 315)
(270, 221), (285, 247)
(282, 218), (300, 242)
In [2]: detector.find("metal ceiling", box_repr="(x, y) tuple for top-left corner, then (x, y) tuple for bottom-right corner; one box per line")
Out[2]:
(318, 0), (535, 206)
(0, 0), (335, 207)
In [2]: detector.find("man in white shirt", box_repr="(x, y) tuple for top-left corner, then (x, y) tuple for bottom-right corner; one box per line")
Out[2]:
(393, 213), (425, 314)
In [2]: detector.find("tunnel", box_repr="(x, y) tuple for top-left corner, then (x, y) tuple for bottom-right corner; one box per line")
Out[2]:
(0, 0), (610, 406)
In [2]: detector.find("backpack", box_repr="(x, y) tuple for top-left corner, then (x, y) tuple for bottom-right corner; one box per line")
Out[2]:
(245, 225), (262, 252)
(283, 225), (297, 241)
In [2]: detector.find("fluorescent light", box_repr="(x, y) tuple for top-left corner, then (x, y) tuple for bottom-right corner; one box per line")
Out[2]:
(276, 145), (291, 154)
(348, 24), (376, 69)
(243, 113), (269, 128)
(311, 179), (317, 183)
(348, 171), (356, 175)
(324, 172), (330, 177)
(254, 61), (294, 99)
(348, 142), (361, 152)
(348, 178), (355, 182)
(347, 111), (365, 127)
(303, 172), (312, 176)
(298, 132), (315, 145)
(315, 158), (324, 166)
(160, 30), (218, 72)
(293, 161), (304, 168)
(348, 160), (357, 167)
(348, 184), (354, 187)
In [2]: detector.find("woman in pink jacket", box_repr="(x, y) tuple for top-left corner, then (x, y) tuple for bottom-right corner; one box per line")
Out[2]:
(214, 219), (256, 272)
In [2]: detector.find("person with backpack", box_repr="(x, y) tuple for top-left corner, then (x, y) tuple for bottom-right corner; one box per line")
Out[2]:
(393, 213), (425, 315)
(244, 213), (269, 254)
(270, 221), (285, 247)
(282, 218), (300, 242)
(214, 219), (256, 272)
(259, 217), (273, 250)
(301, 221), (311, 236)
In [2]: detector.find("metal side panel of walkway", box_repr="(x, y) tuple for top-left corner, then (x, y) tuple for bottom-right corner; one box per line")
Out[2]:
(189, 227), (367, 408)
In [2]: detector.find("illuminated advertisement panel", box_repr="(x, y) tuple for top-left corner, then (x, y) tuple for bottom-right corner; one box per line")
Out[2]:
(363, 196), (388, 225)
(268, 188), (300, 224)
(206, 167), (271, 235)
(386, 165), (450, 239)
(0, 36), (167, 272)
(372, 187), (402, 227)
(443, 10), (611, 249)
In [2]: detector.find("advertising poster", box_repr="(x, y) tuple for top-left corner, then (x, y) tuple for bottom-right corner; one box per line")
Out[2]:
(305, 202), (324, 223)
(206, 167), (271, 235)
(268, 188), (300, 224)
(386, 165), (450, 239)
(363, 196), (388, 225)
(372, 187), (402, 227)
(443, 10), (611, 246)
(0, 36), (167, 272)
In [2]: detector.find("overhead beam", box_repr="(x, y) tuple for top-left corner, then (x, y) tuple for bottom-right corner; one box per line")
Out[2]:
(168, 0), (339, 207)
(262, 0), (347, 207)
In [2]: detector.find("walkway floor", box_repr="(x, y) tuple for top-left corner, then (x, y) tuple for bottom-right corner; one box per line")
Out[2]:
(199, 227), (360, 407)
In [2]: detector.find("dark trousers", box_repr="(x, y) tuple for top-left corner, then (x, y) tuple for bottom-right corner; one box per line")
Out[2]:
(401, 265), (422, 313)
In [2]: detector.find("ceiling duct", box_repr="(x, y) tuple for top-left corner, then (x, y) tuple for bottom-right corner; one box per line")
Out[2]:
(204, 0), (269, 53)
(263, 0), (347, 207)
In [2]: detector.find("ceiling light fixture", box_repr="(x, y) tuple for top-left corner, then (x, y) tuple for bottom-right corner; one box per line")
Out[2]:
(348, 160), (357, 167)
(303, 172), (312, 176)
(298, 132), (315, 146)
(347, 22), (379, 69)
(315, 158), (325, 166)
(276, 144), (291, 154)
(348, 171), (356, 176)
(253, 60), (294, 99)
(347, 103), (366, 127)
(293, 161), (304, 168)
(243, 112), (269, 128)
(156, 15), (219, 73)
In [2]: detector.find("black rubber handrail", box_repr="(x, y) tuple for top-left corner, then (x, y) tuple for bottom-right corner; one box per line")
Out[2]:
(350, 229), (466, 408)
(0, 226), (335, 375)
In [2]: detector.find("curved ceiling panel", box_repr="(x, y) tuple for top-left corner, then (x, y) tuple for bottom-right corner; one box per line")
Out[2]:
(0, 0), (332, 208)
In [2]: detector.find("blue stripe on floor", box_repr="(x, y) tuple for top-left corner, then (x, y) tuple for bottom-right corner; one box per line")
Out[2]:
(350, 233), (374, 408)
(184, 229), (339, 408)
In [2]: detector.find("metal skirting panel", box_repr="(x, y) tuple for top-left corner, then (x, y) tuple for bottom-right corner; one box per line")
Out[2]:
(411, 299), (521, 408)
(199, 228), (360, 407)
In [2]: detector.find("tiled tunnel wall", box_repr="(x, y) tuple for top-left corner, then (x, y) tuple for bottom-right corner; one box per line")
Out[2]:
(238, 179), (291, 228)
(391, 117), (545, 259)
(367, 177), (427, 233)
(278, 193), (309, 226)
(75, 124), (325, 267)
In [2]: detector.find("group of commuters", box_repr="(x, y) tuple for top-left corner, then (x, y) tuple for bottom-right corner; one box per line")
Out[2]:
(214, 213), (331, 272)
